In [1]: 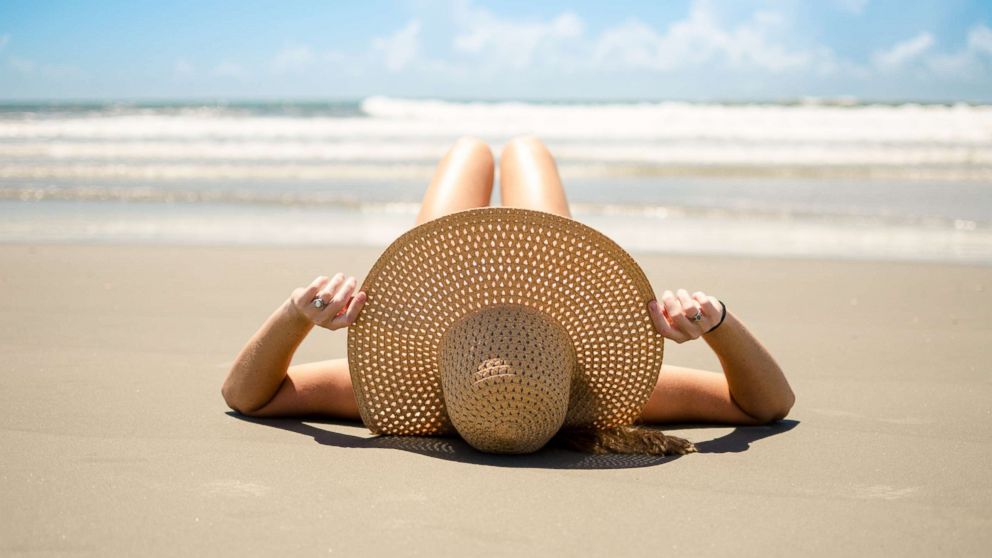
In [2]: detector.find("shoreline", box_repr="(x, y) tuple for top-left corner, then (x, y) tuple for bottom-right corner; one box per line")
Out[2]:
(3, 198), (990, 266)
(3, 238), (992, 268)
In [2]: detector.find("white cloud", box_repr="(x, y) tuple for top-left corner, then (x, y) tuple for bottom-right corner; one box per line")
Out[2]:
(452, 3), (584, 69)
(6, 53), (82, 79)
(372, 19), (421, 71)
(325, 50), (349, 64)
(442, 0), (824, 76)
(181, 1), (987, 100)
(272, 45), (315, 73)
(212, 61), (245, 78)
(833, 0), (869, 15)
(8, 55), (36, 74)
(924, 24), (992, 79)
(968, 23), (992, 55)
(3, 35), (83, 79)
(873, 32), (934, 70)
(173, 59), (194, 77)
(592, 1), (819, 73)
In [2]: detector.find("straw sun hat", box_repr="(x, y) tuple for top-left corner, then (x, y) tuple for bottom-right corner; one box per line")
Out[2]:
(347, 207), (665, 454)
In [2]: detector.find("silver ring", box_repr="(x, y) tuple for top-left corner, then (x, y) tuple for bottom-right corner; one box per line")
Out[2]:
(690, 309), (703, 322)
(312, 297), (327, 310)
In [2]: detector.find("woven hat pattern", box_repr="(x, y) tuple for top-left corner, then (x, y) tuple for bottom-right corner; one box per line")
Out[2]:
(439, 303), (576, 454)
(347, 207), (665, 437)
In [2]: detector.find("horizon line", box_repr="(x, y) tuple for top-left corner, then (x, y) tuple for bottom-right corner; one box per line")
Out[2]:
(0, 95), (990, 107)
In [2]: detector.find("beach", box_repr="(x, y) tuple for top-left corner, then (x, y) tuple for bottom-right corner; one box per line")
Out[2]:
(5, 0), (992, 551)
(2, 242), (989, 556)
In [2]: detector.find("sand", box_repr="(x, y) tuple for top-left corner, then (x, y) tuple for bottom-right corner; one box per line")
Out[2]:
(1, 243), (990, 556)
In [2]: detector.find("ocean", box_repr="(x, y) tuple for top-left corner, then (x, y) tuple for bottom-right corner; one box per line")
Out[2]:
(1, 97), (990, 263)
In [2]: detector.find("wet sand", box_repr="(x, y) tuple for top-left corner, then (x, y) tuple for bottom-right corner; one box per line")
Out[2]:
(1, 243), (989, 555)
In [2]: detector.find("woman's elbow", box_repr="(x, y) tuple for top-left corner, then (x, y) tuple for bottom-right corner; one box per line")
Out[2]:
(221, 381), (257, 416)
(757, 389), (796, 424)
(221, 383), (241, 413)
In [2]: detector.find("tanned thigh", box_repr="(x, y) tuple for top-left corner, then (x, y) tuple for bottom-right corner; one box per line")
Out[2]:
(499, 136), (572, 219)
(416, 136), (495, 225)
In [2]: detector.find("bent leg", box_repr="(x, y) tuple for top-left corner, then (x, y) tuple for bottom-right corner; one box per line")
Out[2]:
(499, 136), (572, 219)
(415, 136), (495, 225)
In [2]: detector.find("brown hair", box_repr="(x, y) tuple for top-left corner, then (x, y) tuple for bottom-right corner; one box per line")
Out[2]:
(553, 425), (696, 455)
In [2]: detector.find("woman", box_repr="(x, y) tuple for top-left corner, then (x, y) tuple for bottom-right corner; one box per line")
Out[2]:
(221, 136), (795, 450)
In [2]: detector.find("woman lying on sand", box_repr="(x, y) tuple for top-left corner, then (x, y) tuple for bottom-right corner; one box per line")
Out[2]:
(221, 136), (795, 455)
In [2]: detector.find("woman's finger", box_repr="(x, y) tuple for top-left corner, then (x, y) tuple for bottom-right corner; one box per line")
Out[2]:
(692, 291), (724, 332)
(320, 276), (356, 319)
(660, 291), (694, 343)
(291, 276), (330, 316)
(661, 290), (681, 314)
(312, 273), (345, 308)
(661, 290), (693, 334)
(309, 275), (330, 290)
(677, 289), (698, 316)
(647, 299), (687, 343)
(332, 276), (356, 304)
(677, 289), (703, 332)
(328, 291), (367, 330)
(296, 276), (325, 302)
(693, 291), (719, 316)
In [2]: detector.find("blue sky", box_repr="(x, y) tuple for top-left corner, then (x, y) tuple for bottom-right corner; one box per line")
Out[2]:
(1, 0), (991, 101)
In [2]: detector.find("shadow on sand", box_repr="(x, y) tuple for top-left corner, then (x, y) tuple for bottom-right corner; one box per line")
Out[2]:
(228, 413), (799, 470)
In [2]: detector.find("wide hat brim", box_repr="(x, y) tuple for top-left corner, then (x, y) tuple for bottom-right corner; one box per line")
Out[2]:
(347, 207), (664, 436)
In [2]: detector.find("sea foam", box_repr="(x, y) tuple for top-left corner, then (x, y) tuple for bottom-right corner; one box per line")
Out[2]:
(0, 97), (990, 180)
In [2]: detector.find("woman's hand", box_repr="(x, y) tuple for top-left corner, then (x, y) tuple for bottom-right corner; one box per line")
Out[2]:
(221, 273), (367, 414)
(646, 289), (794, 422)
(289, 274), (367, 331)
(647, 289), (723, 344)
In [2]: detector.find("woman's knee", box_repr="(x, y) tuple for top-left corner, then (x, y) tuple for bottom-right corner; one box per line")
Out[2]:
(450, 136), (494, 170)
(502, 135), (550, 160)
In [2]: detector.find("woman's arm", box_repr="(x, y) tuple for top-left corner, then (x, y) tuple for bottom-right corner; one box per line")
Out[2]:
(700, 309), (794, 421)
(644, 289), (795, 424)
(221, 274), (366, 415)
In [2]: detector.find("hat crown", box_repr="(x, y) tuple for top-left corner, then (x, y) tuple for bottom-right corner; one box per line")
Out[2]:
(438, 303), (576, 454)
